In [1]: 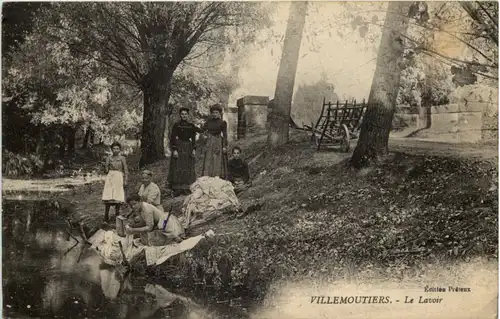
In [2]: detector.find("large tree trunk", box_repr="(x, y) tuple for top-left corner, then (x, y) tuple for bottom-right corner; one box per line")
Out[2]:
(267, 1), (307, 148)
(35, 126), (44, 157)
(82, 124), (93, 149)
(418, 105), (432, 129)
(350, 1), (412, 168)
(66, 126), (76, 156)
(139, 69), (174, 168)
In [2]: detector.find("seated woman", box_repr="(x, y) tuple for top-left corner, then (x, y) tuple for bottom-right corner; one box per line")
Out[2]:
(227, 146), (251, 194)
(138, 170), (163, 212)
(125, 194), (184, 245)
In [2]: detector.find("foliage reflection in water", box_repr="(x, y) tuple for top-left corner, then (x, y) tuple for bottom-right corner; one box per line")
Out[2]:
(2, 200), (249, 319)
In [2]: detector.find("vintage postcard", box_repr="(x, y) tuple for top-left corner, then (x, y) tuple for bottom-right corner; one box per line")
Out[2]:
(2, 1), (498, 318)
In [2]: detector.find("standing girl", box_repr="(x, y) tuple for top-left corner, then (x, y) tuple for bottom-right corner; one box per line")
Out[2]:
(167, 107), (198, 196)
(200, 104), (228, 179)
(102, 142), (128, 222)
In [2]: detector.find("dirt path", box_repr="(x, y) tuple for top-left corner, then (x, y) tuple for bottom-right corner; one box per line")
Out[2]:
(308, 137), (497, 169)
(388, 137), (498, 162)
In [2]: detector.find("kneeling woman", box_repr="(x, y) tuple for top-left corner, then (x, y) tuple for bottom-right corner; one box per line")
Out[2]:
(125, 195), (184, 244)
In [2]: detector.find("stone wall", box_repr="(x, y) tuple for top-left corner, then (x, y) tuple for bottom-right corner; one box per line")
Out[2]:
(393, 85), (498, 143)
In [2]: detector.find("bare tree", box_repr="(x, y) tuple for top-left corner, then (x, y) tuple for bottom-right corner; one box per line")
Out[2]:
(268, 1), (308, 148)
(350, 1), (413, 168)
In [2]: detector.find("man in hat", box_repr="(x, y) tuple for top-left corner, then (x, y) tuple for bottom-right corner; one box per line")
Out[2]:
(138, 170), (164, 212)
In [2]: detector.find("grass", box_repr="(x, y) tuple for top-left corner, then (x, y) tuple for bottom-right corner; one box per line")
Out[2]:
(7, 130), (498, 304)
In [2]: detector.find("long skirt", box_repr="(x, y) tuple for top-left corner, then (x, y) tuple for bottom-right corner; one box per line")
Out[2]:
(167, 141), (196, 191)
(102, 170), (125, 204)
(202, 134), (228, 179)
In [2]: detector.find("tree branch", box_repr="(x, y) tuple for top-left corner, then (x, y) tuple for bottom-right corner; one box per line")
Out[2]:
(183, 43), (219, 61)
(421, 50), (498, 80)
(94, 7), (144, 82)
(429, 23), (497, 66)
(476, 1), (498, 27)
(400, 33), (497, 70)
(460, 2), (498, 45)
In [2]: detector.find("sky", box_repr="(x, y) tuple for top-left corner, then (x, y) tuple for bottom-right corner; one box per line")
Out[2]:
(228, 2), (387, 107)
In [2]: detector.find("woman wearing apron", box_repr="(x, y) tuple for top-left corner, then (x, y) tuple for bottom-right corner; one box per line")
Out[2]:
(200, 104), (228, 179)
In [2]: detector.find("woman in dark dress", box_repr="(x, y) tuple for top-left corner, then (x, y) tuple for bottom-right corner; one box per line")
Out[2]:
(200, 104), (228, 179)
(167, 107), (198, 196)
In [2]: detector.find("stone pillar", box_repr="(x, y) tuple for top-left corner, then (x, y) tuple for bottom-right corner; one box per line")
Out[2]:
(224, 107), (238, 142)
(237, 96), (270, 137)
(237, 99), (247, 140)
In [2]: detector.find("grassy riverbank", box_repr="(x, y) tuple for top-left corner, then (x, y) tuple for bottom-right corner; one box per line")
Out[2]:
(11, 130), (498, 303)
(176, 134), (497, 301)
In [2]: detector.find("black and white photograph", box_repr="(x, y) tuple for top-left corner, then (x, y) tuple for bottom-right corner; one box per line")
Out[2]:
(1, 1), (498, 318)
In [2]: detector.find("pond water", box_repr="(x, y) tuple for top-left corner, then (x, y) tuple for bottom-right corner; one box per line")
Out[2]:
(2, 176), (105, 200)
(2, 200), (254, 319)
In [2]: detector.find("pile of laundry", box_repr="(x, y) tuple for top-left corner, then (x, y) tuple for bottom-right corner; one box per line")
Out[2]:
(88, 229), (215, 267)
(181, 176), (241, 229)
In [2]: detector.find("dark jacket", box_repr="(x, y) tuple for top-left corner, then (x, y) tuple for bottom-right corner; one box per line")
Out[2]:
(227, 158), (250, 183)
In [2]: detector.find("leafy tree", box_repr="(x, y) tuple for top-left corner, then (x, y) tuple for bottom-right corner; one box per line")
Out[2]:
(167, 38), (251, 129)
(1, 2), (48, 55)
(338, 1), (498, 83)
(2, 27), (128, 158)
(291, 72), (339, 127)
(397, 54), (454, 109)
(409, 2), (497, 85)
(344, 1), (498, 168)
(2, 2), (51, 155)
(396, 52), (456, 129)
(34, 2), (270, 167)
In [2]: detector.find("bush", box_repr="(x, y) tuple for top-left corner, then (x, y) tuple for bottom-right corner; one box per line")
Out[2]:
(2, 151), (44, 178)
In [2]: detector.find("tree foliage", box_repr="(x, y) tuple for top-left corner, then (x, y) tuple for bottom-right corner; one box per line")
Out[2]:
(1, 2), (48, 56)
(291, 72), (339, 126)
(397, 53), (454, 108)
(305, 1), (497, 113)
(34, 2), (271, 166)
(3, 2), (271, 168)
(2, 27), (141, 140)
(337, 2), (498, 83)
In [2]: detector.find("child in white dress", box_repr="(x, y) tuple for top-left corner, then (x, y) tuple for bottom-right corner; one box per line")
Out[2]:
(102, 142), (128, 222)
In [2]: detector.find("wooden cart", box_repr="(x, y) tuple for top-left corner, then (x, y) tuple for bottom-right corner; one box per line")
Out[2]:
(311, 99), (367, 152)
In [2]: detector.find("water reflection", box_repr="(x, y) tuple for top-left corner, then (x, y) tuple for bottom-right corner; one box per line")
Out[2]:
(2, 200), (240, 319)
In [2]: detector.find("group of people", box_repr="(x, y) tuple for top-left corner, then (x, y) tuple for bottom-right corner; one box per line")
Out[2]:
(100, 104), (252, 244)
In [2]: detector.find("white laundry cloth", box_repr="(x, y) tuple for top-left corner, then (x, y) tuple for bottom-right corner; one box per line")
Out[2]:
(182, 176), (240, 228)
(89, 229), (215, 267)
(101, 171), (125, 202)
